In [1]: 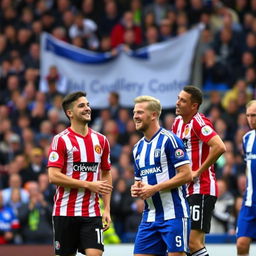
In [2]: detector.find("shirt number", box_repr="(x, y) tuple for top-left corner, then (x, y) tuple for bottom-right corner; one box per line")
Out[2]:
(95, 228), (104, 245)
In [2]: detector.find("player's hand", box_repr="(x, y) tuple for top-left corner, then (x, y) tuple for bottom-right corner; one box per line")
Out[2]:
(102, 211), (111, 231)
(192, 170), (200, 181)
(87, 180), (113, 194)
(137, 183), (156, 200)
(131, 181), (142, 197)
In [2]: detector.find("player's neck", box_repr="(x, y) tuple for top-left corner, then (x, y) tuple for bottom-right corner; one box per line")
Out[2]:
(144, 123), (160, 141)
(70, 123), (89, 137)
(182, 111), (197, 124)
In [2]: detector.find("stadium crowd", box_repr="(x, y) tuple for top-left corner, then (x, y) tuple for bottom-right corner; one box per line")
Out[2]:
(0, 0), (255, 245)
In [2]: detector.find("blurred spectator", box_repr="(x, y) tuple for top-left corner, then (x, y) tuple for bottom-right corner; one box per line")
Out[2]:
(17, 181), (53, 244)
(69, 12), (99, 50)
(211, 179), (235, 234)
(38, 173), (55, 205)
(143, 0), (173, 26)
(2, 173), (29, 206)
(22, 147), (46, 184)
(111, 11), (142, 47)
(108, 91), (121, 120)
(99, 0), (121, 37)
(222, 79), (252, 111)
(159, 18), (174, 41)
(0, 191), (20, 245)
(145, 25), (160, 45)
(39, 65), (67, 95)
(110, 177), (134, 241)
(23, 42), (40, 69)
(125, 198), (144, 234)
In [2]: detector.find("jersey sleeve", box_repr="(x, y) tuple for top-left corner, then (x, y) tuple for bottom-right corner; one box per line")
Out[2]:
(166, 133), (190, 169)
(47, 135), (66, 169)
(192, 116), (217, 143)
(100, 137), (111, 171)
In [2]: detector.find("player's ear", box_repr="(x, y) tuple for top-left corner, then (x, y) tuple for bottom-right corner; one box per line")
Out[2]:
(66, 109), (73, 118)
(151, 111), (158, 120)
(191, 102), (199, 111)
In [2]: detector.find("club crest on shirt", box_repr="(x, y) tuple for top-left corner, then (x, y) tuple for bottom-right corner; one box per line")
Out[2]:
(154, 149), (161, 158)
(175, 149), (184, 159)
(201, 125), (213, 136)
(94, 144), (102, 154)
(49, 151), (59, 162)
(184, 125), (190, 136)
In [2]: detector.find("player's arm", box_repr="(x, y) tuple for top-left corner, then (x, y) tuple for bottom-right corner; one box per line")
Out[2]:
(137, 164), (192, 200)
(101, 169), (112, 231)
(48, 167), (112, 194)
(194, 135), (226, 178)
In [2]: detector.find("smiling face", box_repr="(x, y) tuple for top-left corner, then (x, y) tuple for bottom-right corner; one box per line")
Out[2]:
(67, 96), (91, 124)
(133, 101), (153, 133)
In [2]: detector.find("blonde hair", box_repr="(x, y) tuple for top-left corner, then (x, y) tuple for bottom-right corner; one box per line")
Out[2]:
(246, 100), (256, 109)
(134, 95), (162, 118)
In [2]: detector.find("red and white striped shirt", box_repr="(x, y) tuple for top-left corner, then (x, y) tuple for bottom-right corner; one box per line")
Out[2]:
(172, 113), (218, 196)
(47, 127), (111, 217)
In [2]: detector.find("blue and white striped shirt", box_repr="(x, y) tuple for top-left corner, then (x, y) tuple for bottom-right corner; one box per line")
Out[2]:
(133, 128), (190, 222)
(243, 130), (256, 207)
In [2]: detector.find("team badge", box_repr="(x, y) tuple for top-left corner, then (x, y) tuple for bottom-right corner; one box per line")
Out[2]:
(201, 125), (213, 136)
(175, 149), (184, 159)
(154, 149), (161, 157)
(95, 145), (102, 154)
(49, 151), (59, 162)
(55, 241), (60, 250)
(184, 125), (190, 136)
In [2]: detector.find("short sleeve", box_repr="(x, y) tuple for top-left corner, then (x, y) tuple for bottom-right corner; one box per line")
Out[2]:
(100, 137), (111, 171)
(193, 117), (217, 143)
(47, 136), (66, 169)
(165, 134), (190, 169)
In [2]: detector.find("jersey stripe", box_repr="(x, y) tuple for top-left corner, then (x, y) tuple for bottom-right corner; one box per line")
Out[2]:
(133, 128), (190, 222)
(48, 128), (111, 217)
(172, 114), (217, 196)
(63, 134), (75, 216)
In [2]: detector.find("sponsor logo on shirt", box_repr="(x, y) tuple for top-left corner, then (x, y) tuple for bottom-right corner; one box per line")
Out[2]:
(49, 151), (59, 162)
(73, 162), (99, 172)
(246, 153), (256, 160)
(140, 165), (162, 176)
(201, 125), (213, 136)
(175, 149), (185, 159)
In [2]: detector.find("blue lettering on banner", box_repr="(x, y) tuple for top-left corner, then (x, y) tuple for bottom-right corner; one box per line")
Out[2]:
(67, 79), (87, 91)
(149, 79), (188, 93)
(69, 78), (145, 95)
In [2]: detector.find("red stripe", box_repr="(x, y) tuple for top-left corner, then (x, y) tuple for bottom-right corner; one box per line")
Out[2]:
(55, 186), (64, 216)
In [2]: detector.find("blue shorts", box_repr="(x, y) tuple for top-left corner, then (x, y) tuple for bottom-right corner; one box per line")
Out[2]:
(237, 205), (256, 239)
(134, 218), (190, 255)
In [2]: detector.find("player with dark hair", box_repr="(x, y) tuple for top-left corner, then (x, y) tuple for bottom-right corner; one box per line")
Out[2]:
(172, 86), (226, 256)
(48, 91), (113, 256)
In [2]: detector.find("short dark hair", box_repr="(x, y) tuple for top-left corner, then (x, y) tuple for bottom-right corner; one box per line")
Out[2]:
(183, 86), (203, 107)
(62, 91), (86, 119)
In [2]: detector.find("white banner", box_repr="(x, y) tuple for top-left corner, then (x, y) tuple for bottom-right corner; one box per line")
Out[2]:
(40, 25), (202, 109)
